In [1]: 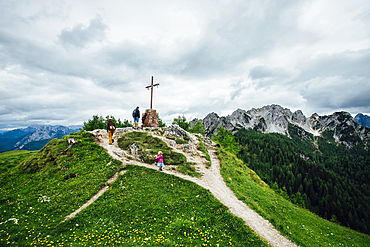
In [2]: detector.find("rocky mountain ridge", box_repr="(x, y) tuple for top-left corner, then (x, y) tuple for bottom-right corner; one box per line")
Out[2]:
(354, 113), (370, 128)
(0, 125), (81, 152)
(192, 104), (369, 148)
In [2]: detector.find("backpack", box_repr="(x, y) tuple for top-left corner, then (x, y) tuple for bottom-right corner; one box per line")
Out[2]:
(132, 109), (137, 117)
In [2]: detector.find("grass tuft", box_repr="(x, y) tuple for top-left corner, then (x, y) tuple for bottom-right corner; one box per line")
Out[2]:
(197, 137), (211, 168)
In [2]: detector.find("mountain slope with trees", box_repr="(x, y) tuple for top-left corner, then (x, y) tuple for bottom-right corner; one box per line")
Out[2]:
(191, 105), (370, 234)
(234, 126), (370, 234)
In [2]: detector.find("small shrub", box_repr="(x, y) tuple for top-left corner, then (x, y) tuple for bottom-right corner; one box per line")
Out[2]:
(172, 115), (191, 131)
(175, 138), (187, 144)
(188, 120), (205, 135)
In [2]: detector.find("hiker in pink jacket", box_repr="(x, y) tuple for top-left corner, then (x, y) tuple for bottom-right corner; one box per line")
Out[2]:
(155, 151), (164, 171)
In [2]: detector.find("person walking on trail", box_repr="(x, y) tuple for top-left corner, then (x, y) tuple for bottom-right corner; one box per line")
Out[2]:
(106, 118), (116, 145)
(155, 151), (164, 171)
(132, 106), (140, 129)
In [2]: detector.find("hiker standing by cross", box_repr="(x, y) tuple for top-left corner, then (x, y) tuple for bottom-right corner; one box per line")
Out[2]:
(145, 76), (159, 110)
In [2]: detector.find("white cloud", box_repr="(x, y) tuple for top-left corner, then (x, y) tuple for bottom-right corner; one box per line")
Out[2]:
(0, 0), (369, 130)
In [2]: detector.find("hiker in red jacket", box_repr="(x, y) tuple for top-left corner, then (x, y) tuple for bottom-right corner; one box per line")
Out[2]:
(106, 118), (116, 145)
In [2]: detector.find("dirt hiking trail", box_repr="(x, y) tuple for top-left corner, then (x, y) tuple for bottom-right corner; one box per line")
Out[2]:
(76, 128), (297, 246)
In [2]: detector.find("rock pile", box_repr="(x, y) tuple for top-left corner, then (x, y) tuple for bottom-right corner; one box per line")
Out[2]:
(164, 124), (191, 140)
(143, 109), (159, 127)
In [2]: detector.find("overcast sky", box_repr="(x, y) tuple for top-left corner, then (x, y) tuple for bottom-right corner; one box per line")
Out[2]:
(1, 0), (369, 131)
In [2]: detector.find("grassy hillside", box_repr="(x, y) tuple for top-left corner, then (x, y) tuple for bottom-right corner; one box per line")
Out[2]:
(0, 150), (36, 175)
(3, 128), (368, 246)
(218, 147), (370, 246)
(0, 131), (267, 246)
(0, 131), (122, 246)
(47, 165), (267, 246)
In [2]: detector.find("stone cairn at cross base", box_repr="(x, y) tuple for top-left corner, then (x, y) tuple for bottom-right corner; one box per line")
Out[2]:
(143, 109), (159, 127)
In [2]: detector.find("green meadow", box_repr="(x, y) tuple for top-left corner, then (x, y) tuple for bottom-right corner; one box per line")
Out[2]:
(1, 129), (369, 246)
(46, 165), (267, 246)
(0, 131), (266, 246)
(0, 131), (121, 246)
(0, 150), (36, 175)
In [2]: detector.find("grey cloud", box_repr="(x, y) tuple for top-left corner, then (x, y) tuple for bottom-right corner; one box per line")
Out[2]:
(250, 66), (291, 80)
(298, 49), (370, 81)
(72, 1), (307, 81)
(229, 79), (248, 101)
(294, 48), (370, 113)
(105, 41), (157, 69)
(0, 31), (81, 75)
(23, 112), (67, 121)
(0, 88), (101, 130)
(1, 0), (369, 130)
(300, 77), (370, 112)
(59, 15), (107, 48)
(167, 1), (308, 79)
(346, 92), (370, 108)
(172, 44), (228, 77)
(0, 30), (116, 87)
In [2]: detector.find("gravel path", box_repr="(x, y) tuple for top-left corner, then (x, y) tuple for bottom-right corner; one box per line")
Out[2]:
(68, 129), (297, 247)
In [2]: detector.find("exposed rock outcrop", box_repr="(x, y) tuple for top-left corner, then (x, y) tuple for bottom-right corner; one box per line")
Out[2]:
(164, 124), (192, 141)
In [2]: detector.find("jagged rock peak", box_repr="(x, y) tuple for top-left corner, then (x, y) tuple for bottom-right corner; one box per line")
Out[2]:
(196, 104), (297, 137)
(194, 104), (370, 148)
(229, 109), (251, 125)
(354, 113), (370, 128)
(292, 110), (306, 125)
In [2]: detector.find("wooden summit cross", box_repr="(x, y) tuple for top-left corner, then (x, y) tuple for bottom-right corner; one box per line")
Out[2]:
(145, 76), (159, 110)
(143, 76), (160, 127)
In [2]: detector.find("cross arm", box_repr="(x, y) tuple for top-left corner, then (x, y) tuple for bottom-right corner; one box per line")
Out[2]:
(145, 83), (160, 89)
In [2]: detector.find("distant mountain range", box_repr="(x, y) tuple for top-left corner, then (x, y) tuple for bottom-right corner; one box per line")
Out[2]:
(354, 113), (370, 128)
(2, 108), (368, 153)
(192, 104), (370, 148)
(0, 125), (81, 153)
